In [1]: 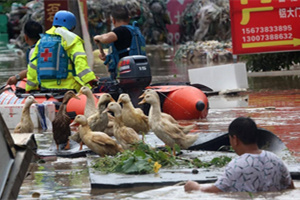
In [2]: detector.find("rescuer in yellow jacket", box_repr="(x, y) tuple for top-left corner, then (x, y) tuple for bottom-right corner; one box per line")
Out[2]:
(26, 10), (97, 92)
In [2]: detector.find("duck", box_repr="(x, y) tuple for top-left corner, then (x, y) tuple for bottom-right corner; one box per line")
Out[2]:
(139, 89), (196, 134)
(88, 93), (114, 134)
(77, 86), (97, 117)
(52, 90), (80, 150)
(14, 95), (38, 133)
(117, 93), (149, 135)
(69, 131), (81, 144)
(69, 86), (97, 149)
(70, 114), (123, 157)
(104, 102), (142, 150)
(77, 86), (115, 136)
(103, 119), (115, 137)
(139, 92), (199, 154)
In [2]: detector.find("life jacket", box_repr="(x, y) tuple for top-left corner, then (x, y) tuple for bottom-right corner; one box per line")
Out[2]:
(26, 26), (96, 92)
(104, 21), (146, 79)
(35, 33), (75, 85)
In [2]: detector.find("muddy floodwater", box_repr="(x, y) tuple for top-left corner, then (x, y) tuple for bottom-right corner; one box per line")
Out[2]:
(1, 46), (300, 199)
(17, 89), (300, 199)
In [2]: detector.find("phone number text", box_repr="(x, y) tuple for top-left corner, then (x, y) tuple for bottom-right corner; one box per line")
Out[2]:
(242, 25), (292, 34)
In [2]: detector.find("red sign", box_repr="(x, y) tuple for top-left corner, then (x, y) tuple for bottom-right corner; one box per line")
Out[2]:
(44, 0), (68, 30)
(166, 0), (194, 45)
(230, 0), (300, 54)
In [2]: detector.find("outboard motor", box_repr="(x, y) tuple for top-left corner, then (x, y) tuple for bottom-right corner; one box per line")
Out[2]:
(117, 55), (152, 107)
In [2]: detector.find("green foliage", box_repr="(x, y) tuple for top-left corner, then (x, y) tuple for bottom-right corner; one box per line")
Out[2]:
(240, 51), (300, 72)
(192, 156), (232, 168)
(92, 142), (175, 174)
(92, 142), (232, 174)
(248, 192), (254, 199)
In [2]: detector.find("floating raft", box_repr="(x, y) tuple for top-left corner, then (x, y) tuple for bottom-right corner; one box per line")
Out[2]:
(87, 150), (300, 194)
(36, 133), (93, 158)
(35, 128), (289, 159)
(87, 151), (230, 193)
(34, 131), (225, 158)
(86, 128), (300, 193)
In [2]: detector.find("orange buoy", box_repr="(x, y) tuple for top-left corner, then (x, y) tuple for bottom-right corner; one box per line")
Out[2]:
(162, 86), (208, 120)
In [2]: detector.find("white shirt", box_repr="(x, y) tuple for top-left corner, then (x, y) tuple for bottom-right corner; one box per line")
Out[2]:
(215, 150), (291, 192)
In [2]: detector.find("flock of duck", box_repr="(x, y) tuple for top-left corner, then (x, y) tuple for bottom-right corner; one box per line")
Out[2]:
(14, 86), (199, 157)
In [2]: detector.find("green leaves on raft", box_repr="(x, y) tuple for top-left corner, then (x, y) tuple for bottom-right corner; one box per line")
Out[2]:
(92, 142), (232, 174)
(192, 156), (232, 168)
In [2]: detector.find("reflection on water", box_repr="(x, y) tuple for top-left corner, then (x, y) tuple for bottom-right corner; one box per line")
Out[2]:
(18, 133), (91, 199)
(205, 92), (300, 159)
(1, 47), (300, 199)
(0, 46), (26, 84)
(123, 183), (300, 200)
(19, 159), (91, 199)
(208, 94), (249, 108)
(249, 76), (300, 91)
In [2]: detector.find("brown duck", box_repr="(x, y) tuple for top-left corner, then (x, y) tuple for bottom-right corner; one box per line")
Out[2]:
(52, 90), (80, 150)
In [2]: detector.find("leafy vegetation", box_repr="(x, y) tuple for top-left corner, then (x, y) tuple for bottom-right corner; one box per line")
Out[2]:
(240, 51), (300, 72)
(92, 142), (232, 174)
(192, 156), (232, 168)
(248, 192), (254, 199)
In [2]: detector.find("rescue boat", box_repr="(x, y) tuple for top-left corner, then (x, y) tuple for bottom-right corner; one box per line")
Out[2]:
(0, 56), (209, 121)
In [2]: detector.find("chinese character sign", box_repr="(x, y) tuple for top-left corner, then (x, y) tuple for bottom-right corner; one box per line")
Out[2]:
(230, 0), (300, 54)
(166, 0), (194, 45)
(44, 0), (68, 30)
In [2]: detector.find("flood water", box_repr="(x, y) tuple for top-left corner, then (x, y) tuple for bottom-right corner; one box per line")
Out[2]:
(1, 45), (300, 199)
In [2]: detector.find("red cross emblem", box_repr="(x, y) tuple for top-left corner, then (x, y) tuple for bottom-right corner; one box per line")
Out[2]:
(41, 48), (52, 61)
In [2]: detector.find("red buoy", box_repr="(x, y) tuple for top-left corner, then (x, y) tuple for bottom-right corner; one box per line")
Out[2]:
(162, 86), (208, 120)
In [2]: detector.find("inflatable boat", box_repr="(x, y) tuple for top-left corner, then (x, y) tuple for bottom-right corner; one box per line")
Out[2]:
(0, 56), (209, 120)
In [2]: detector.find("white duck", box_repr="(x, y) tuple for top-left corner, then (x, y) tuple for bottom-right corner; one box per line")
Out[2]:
(139, 92), (199, 154)
(139, 89), (196, 134)
(70, 115), (123, 157)
(77, 86), (97, 117)
(14, 95), (38, 133)
(104, 102), (141, 150)
(117, 93), (149, 135)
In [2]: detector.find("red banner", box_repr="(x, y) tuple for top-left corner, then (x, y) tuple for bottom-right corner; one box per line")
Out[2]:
(44, 0), (68, 30)
(230, 0), (300, 54)
(166, 0), (194, 45)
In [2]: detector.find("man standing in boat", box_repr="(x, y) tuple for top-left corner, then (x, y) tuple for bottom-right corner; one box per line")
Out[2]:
(25, 10), (97, 92)
(93, 4), (146, 80)
(184, 117), (295, 193)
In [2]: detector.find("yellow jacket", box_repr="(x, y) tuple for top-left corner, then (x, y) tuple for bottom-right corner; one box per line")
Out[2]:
(26, 26), (96, 92)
